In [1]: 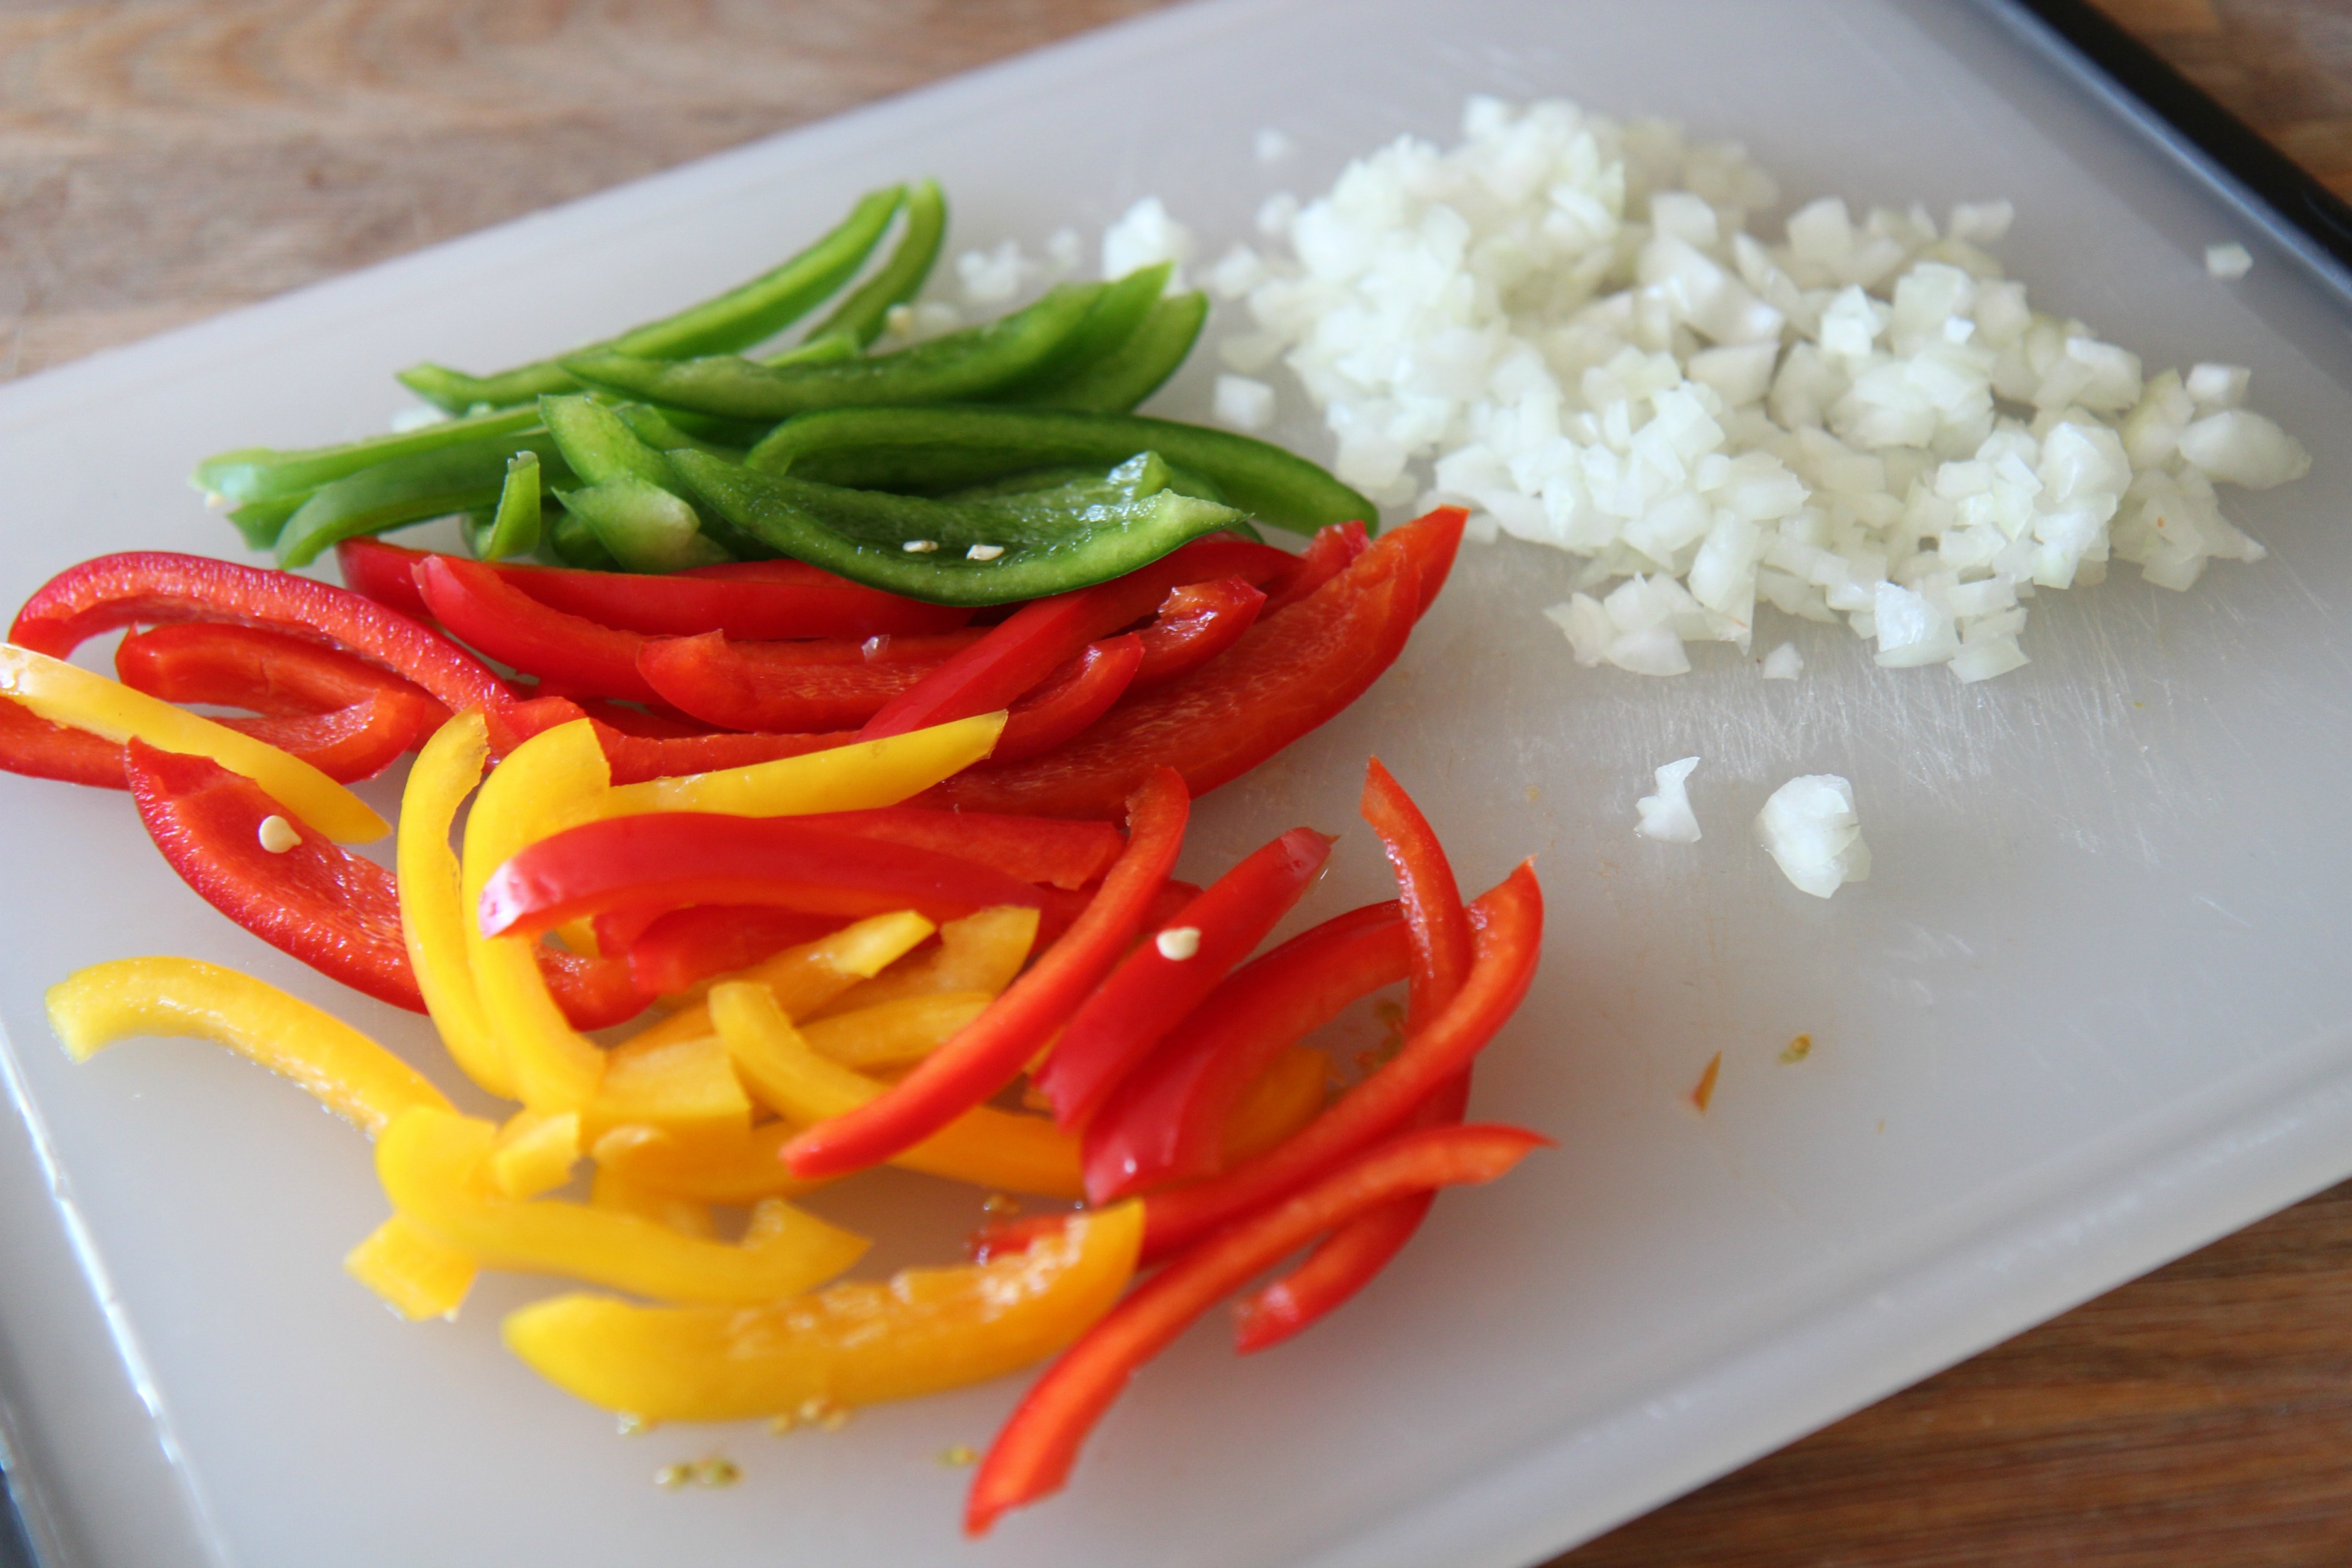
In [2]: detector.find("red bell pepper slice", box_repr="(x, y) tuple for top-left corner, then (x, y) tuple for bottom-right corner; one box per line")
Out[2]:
(0, 700), (126, 790)
(1260, 520), (1367, 615)
(783, 768), (1189, 1180)
(121, 739), (649, 1026)
(857, 538), (1297, 743)
(1131, 860), (1540, 1265)
(622, 905), (849, 996)
(1032, 825), (1334, 1130)
(928, 508), (1462, 821)
(414, 554), (659, 704)
(1080, 900), (1409, 1203)
(1230, 759), (1481, 1346)
(223, 697), (447, 784)
(114, 622), (449, 719)
(963, 1120), (1549, 1536)
(337, 537), (970, 640)
(1131, 578), (1264, 690)
(634, 629), (980, 732)
(480, 694), (855, 781)
(785, 806), (1124, 891)
(990, 634), (1143, 765)
(11, 551), (511, 714)
(123, 740), (425, 1011)
(477, 812), (1058, 940)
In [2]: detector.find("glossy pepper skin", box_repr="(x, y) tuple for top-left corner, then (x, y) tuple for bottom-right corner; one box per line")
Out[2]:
(783, 768), (1189, 1180)
(414, 554), (661, 704)
(9, 550), (512, 714)
(634, 628), (977, 732)
(1032, 825), (1335, 1130)
(926, 508), (1462, 820)
(1131, 577), (1264, 689)
(963, 1122), (1549, 1535)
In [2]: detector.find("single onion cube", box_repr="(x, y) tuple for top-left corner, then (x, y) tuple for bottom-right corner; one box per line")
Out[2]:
(1754, 774), (1871, 898)
(1635, 756), (1703, 843)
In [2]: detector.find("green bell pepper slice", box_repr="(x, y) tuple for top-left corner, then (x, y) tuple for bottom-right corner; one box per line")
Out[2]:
(805, 178), (948, 350)
(1024, 292), (1208, 413)
(274, 432), (573, 568)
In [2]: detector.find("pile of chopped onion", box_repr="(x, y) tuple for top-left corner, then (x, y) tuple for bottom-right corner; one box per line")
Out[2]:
(1155, 96), (2312, 683)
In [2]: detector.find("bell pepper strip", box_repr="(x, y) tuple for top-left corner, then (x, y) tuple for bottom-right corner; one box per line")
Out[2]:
(124, 742), (424, 1011)
(378, 1106), (869, 1305)
(746, 405), (1377, 537)
(992, 635), (1143, 764)
(532, 692), (706, 739)
(1082, 902), (1408, 1202)
(810, 905), (1038, 1017)
(1131, 578), (1264, 689)
(478, 811), (1055, 940)
(345, 1214), (479, 1320)
(398, 712), (514, 1097)
(271, 432), (572, 569)
(623, 906), (846, 997)
(47, 956), (451, 1135)
(503, 1198), (1139, 1424)
(1034, 827), (1335, 1130)
(0, 698), (125, 788)
(601, 709), (1004, 819)
(488, 1108), (583, 1201)
(857, 537), (1294, 741)
(804, 175), (946, 349)
(1032, 291), (1210, 413)
(788, 808), (1124, 892)
(783, 768), (1187, 1180)
(461, 720), (619, 1111)
(1231, 1072), (1469, 1355)
(963, 1122), (1549, 1535)
(114, 621), (449, 719)
(1259, 520), (1368, 615)
(414, 554), (659, 703)
(1219, 1043), (1331, 1167)
(798, 992), (994, 1072)
(1236, 761), (1481, 1344)
(11, 551), (510, 714)
(0, 645), (389, 842)
(1129, 863), (1541, 1266)
(396, 183), (907, 413)
(590, 1121), (829, 1206)
(710, 980), (1083, 1198)
(590, 1165), (715, 1238)
(923, 515), (1448, 820)
(198, 405), (545, 508)
(635, 629), (973, 732)
(581, 1031), (754, 1148)
(990, 263), (1174, 403)
(223, 697), (446, 785)
(626, 909), (936, 1049)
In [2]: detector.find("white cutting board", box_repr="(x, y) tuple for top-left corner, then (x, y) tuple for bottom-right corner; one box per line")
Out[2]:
(5, 1), (2352, 1565)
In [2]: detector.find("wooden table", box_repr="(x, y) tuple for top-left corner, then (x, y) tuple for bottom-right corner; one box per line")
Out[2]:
(3, 2), (2349, 1563)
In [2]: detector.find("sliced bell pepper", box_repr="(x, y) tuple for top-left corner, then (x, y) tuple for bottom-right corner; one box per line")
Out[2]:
(379, 1106), (868, 1305)
(797, 991), (993, 1071)
(123, 741), (425, 1011)
(783, 768), (1187, 1180)
(857, 537), (1293, 741)
(808, 905), (1038, 1017)
(635, 628), (974, 732)
(600, 708), (1004, 819)
(1260, 520), (1367, 615)
(47, 956), (451, 1135)
(488, 1108), (583, 1201)
(0, 697), (125, 788)
(625, 909), (936, 1047)
(963, 1121), (1548, 1535)
(483, 698), (861, 785)
(622, 906), (846, 997)
(10, 550), (511, 714)
(710, 980), (1082, 1198)
(503, 1199), (1141, 1423)
(398, 712), (514, 1097)
(1218, 1043), (1331, 1166)
(580, 1030), (753, 1148)
(221, 697), (447, 785)
(589, 1121), (828, 1206)
(345, 1214), (479, 1320)
(478, 811), (1056, 940)
(1080, 901), (1409, 1202)
(1131, 577), (1264, 689)
(788, 808), (1124, 892)
(1132, 861), (1542, 1265)
(589, 1165), (715, 1238)
(115, 620), (449, 718)
(0, 645), (388, 843)
(991, 634), (1143, 764)
(924, 509), (1458, 819)
(414, 554), (660, 704)
(1033, 826), (1334, 1129)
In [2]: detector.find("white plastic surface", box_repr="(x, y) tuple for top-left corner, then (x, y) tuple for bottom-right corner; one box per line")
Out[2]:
(4, 1), (2352, 1565)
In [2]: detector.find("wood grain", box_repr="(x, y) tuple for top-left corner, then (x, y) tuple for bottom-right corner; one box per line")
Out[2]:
(3, 3), (2351, 1566)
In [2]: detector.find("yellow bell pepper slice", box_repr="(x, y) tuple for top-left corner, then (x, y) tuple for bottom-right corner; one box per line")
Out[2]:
(589, 1165), (716, 1238)
(345, 1214), (478, 1321)
(48, 956), (449, 1136)
(503, 1199), (1141, 1422)
(581, 1031), (752, 1148)
(461, 720), (613, 1112)
(1221, 1043), (1330, 1165)
(632, 909), (934, 1045)
(0, 644), (387, 843)
(602, 710), (1004, 820)
(379, 1107), (866, 1306)
(589, 1122), (829, 1206)
(808, 905), (1036, 1020)
(799, 992), (994, 1071)
(397, 711), (515, 1099)
(710, 980), (1081, 1199)
(488, 1108), (581, 1201)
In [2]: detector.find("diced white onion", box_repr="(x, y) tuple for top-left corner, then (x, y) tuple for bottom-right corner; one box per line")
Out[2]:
(1635, 756), (1703, 842)
(1754, 775), (1870, 898)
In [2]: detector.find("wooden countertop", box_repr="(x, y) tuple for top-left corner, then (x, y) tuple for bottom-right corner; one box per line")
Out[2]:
(3, 2), (2349, 1564)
